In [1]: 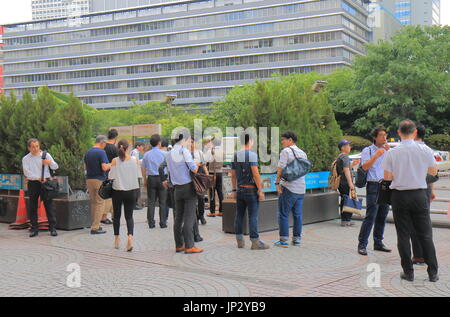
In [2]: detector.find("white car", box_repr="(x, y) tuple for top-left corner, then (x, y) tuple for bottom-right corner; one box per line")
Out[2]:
(349, 143), (450, 171)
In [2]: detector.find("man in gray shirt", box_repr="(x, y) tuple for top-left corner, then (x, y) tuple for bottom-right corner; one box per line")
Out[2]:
(382, 120), (439, 282)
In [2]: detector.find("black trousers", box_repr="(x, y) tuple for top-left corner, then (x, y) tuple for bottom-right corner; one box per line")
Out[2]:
(147, 175), (168, 226)
(338, 182), (353, 222)
(28, 181), (57, 231)
(197, 195), (205, 219)
(134, 179), (141, 208)
(391, 189), (438, 276)
(112, 189), (135, 236)
(209, 173), (223, 213)
(174, 183), (197, 249)
(410, 187), (432, 259)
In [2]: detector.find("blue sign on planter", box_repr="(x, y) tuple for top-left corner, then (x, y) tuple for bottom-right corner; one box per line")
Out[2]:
(305, 171), (331, 189)
(259, 172), (331, 192)
(0, 174), (23, 190)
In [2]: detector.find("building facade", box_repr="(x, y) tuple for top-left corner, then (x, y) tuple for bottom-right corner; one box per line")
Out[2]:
(394, 0), (440, 26)
(3, 0), (371, 109)
(32, 0), (91, 21)
(368, 0), (403, 42)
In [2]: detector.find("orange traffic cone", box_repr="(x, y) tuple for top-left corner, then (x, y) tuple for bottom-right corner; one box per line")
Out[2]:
(9, 190), (31, 230)
(37, 198), (49, 231)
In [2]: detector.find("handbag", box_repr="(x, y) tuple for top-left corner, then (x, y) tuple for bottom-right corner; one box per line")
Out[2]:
(376, 179), (392, 205)
(98, 179), (114, 200)
(183, 150), (215, 196)
(342, 193), (363, 215)
(355, 147), (372, 188)
(41, 151), (60, 200)
(281, 147), (312, 182)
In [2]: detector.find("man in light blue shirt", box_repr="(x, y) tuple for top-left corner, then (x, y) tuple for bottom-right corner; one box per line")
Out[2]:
(142, 135), (168, 229)
(357, 126), (392, 256)
(165, 133), (203, 254)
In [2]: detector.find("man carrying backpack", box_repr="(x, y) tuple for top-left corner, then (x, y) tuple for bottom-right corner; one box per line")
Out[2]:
(334, 140), (360, 227)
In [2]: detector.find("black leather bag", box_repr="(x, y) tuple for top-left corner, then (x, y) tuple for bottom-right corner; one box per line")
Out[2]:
(183, 150), (214, 196)
(355, 147), (372, 188)
(376, 179), (392, 205)
(98, 179), (114, 200)
(41, 151), (60, 200)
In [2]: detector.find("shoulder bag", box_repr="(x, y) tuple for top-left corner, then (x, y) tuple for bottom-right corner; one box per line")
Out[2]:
(41, 151), (60, 201)
(355, 147), (372, 188)
(281, 147), (312, 182)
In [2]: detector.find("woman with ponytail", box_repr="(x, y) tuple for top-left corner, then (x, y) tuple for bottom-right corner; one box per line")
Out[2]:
(109, 139), (142, 252)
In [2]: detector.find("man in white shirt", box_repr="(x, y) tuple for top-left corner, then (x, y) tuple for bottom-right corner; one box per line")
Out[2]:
(382, 120), (439, 282)
(22, 138), (59, 238)
(274, 131), (308, 248)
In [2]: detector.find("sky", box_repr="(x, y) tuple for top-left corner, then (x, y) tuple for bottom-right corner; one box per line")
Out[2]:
(0, 0), (449, 26)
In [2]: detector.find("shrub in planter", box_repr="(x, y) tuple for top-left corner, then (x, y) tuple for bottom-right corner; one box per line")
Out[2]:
(426, 134), (450, 152)
(212, 72), (343, 172)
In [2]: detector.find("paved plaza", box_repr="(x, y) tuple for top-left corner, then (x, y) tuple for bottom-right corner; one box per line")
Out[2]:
(0, 208), (449, 297)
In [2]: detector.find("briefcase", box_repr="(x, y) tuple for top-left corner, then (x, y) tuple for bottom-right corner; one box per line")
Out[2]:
(376, 180), (392, 205)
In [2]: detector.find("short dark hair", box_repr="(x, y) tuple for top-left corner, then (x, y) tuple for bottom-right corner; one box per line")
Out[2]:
(240, 132), (252, 145)
(27, 138), (39, 148)
(212, 136), (222, 147)
(399, 120), (416, 136)
(370, 126), (387, 143)
(160, 138), (169, 148)
(108, 129), (119, 140)
(134, 142), (145, 148)
(281, 130), (298, 143)
(416, 123), (426, 140)
(150, 134), (161, 147)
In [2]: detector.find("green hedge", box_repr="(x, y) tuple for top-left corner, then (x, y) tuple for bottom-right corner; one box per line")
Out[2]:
(427, 134), (450, 151)
(343, 135), (372, 152)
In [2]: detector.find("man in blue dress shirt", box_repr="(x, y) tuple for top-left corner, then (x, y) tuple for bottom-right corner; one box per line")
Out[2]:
(357, 126), (392, 256)
(142, 134), (168, 229)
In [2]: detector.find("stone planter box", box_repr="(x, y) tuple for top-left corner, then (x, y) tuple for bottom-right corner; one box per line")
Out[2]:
(0, 192), (91, 231)
(222, 190), (339, 234)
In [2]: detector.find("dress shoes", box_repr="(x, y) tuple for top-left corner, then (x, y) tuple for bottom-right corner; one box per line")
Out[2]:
(29, 231), (39, 238)
(90, 229), (107, 235)
(429, 274), (439, 282)
(374, 244), (392, 253)
(400, 272), (414, 282)
(358, 246), (368, 256)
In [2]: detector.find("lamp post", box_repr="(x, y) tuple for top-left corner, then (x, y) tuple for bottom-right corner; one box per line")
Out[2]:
(312, 80), (328, 93)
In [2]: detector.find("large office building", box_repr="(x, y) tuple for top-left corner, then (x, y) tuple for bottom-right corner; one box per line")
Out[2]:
(3, 0), (372, 109)
(32, 0), (91, 21)
(368, 0), (403, 42)
(394, 0), (440, 26)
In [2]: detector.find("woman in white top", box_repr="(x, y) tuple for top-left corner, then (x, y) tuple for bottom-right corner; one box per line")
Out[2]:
(109, 139), (141, 252)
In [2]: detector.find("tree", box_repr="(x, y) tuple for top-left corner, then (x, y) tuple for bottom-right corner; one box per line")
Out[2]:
(42, 93), (93, 190)
(330, 25), (450, 136)
(211, 73), (343, 172)
(0, 89), (94, 190)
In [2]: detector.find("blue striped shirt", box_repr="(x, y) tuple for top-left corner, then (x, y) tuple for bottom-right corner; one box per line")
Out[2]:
(166, 144), (197, 186)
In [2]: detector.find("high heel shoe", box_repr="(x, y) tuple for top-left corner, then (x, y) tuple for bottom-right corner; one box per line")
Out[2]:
(114, 237), (120, 249)
(126, 237), (133, 252)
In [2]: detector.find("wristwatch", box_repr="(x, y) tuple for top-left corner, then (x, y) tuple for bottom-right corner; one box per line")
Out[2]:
(275, 182), (280, 186)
